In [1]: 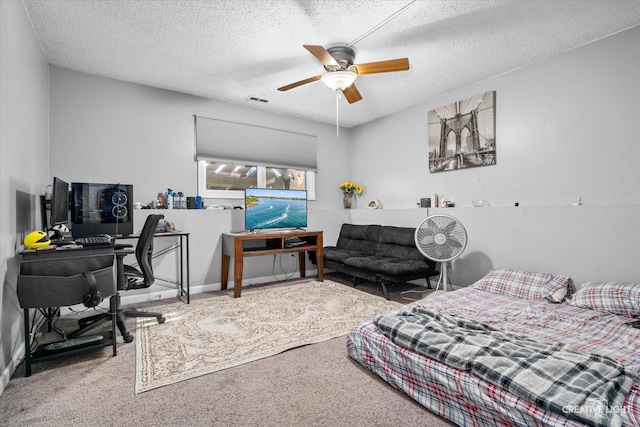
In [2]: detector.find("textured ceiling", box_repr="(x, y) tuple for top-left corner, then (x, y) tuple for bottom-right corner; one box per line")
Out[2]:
(22, 0), (640, 128)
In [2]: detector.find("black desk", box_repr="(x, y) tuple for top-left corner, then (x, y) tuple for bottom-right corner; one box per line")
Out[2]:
(18, 246), (118, 376)
(117, 231), (190, 303)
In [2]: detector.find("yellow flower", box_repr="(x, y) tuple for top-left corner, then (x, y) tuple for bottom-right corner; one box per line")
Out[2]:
(339, 181), (363, 195)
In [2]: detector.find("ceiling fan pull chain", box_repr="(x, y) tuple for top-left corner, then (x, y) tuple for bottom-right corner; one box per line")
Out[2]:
(336, 91), (340, 137)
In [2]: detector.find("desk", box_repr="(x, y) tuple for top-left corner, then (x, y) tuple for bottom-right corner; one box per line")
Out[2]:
(221, 230), (323, 298)
(18, 246), (118, 376)
(117, 231), (190, 303)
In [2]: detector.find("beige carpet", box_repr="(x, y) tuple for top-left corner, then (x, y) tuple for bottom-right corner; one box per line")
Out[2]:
(135, 280), (400, 393)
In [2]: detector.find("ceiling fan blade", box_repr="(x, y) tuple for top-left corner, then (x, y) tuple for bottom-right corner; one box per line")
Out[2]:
(277, 75), (322, 92)
(342, 84), (363, 104)
(303, 45), (339, 67)
(355, 58), (409, 75)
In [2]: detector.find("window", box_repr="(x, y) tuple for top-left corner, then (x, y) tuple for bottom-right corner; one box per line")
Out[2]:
(197, 161), (315, 199)
(194, 116), (318, 200)
(200, 162), (258, 191)
(266, 167), (306, 190)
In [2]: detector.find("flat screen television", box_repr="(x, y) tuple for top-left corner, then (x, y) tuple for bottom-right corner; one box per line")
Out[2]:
(244, 188), (307, 231)
(70, 182), (134, 237)
(50, 176), (70, 227)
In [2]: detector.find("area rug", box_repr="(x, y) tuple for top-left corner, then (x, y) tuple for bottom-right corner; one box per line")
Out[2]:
(135, 280), (401, 393)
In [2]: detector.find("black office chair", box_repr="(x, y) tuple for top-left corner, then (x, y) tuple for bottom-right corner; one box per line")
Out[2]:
(73, 214), (166, 343)
(113, 213), (166, 342)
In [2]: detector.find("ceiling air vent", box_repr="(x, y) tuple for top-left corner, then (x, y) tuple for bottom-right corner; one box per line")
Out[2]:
(246, 96), (269, 103)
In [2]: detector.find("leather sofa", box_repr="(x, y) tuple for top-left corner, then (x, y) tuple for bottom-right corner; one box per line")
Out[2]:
(323, 223), (438, 300)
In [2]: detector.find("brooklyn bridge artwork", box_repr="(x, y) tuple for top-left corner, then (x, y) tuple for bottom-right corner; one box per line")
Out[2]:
(428, 91), (496, 173)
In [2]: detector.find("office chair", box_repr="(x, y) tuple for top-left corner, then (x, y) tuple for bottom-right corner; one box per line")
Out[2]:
(112, 213), (166, 343)
(72, 214), (166, 343)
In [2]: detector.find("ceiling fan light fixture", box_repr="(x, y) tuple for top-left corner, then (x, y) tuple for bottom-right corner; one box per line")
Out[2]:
(321, 70), (357, 91)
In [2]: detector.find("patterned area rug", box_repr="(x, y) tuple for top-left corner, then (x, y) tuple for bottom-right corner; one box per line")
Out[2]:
(135, 280), (401, 393)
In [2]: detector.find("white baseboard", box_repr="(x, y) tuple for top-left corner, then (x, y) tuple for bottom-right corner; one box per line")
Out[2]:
(1, 342), (25, 397)
(120, 271), (311, 305)
(59, 270), (315, 310)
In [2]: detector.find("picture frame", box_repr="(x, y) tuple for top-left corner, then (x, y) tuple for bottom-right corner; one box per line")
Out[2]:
(428, 91), (496, 173)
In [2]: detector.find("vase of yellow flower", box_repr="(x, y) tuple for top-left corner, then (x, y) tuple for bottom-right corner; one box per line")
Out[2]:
(343, 193), (353, 209)
(339, 181), (363, 209)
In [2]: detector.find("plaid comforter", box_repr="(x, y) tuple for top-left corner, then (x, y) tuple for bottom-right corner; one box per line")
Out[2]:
(373, 306), (637, 427)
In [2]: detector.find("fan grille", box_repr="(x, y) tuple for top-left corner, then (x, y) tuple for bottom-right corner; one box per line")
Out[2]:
(415, 214), (467, 262)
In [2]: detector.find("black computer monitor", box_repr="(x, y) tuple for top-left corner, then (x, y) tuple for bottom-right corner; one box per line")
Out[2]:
(70, 182), (134, 237)
(50, 177), (70, 227)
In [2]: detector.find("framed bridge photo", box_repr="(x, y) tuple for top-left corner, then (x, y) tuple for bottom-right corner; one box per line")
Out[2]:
(428, 91), (496, 173)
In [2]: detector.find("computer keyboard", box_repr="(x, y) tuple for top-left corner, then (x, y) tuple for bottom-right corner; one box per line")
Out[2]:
(75, 235), (113, 246)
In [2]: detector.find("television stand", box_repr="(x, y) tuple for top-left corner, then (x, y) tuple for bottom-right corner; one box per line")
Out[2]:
(221, 230), (323, 298)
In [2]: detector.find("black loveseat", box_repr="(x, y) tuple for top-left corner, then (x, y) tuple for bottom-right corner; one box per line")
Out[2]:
(323, 223), (438, 300)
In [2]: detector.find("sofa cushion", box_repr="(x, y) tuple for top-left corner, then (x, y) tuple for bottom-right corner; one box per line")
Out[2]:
(343, 264), (378, 282)
(374, 226), (424, 261)
(344, 255), (432, 276)
(323, 247), (369, 264)
(335, 224), (380, 255)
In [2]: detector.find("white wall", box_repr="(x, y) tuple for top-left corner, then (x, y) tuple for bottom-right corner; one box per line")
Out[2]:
(346, 26), (640, 287)
(48, 67), (356, 303)
(349, 206), (639, 288)
(350, 26), (640, 209)
(120, 208), (352, 305)
(137, 201), (637, 299)
(49, 68), (352, 210)
(0, 1), (50, 394)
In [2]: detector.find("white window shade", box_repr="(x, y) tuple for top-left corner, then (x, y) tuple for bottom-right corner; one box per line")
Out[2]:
(194, 116), (317, 171)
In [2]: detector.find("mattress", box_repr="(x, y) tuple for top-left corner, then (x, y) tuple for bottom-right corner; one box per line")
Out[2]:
(347, 287), (640, 426)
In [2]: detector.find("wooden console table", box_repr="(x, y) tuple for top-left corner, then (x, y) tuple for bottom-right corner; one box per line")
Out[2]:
(221, 230), (324, 297)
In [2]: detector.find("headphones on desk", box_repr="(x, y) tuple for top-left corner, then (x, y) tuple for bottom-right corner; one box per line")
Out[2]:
(82, 271), (103, 308)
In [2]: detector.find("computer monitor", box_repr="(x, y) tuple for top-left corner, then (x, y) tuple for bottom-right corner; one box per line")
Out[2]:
(50, 177), (70, 227)
(70, 182), (134, 237)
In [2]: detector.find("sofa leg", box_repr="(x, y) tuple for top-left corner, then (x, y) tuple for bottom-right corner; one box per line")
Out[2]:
(351, 276), (358, 287)
(425, 276), (433, 289)
(380, 282), (390, 300)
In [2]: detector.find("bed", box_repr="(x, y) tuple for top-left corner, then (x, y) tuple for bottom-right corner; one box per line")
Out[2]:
(347, 269), (640, 427)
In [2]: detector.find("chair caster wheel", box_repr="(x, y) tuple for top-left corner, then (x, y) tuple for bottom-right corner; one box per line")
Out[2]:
(157, 317), (166, 324)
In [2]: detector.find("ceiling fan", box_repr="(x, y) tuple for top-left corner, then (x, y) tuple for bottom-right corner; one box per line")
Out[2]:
(277, 44), (410, 104)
